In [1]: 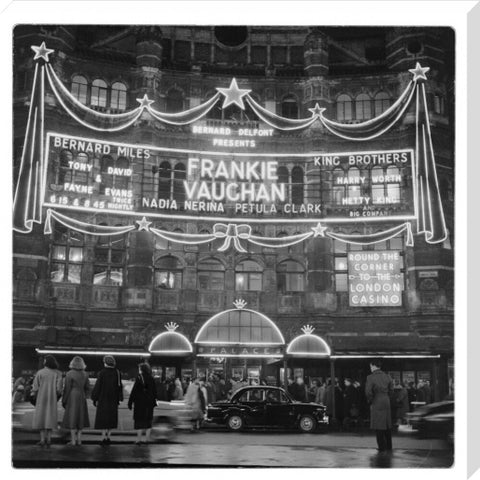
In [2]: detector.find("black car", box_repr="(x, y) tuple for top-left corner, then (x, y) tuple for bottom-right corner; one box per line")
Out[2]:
(406, 400), (454, 443)
(206, 386), (328, 432)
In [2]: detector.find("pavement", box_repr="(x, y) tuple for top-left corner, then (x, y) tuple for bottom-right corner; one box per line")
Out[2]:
(12, 427), (454, 468)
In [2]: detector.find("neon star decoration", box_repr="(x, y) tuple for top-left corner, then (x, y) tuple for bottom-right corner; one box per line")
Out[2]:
(311, 223), (327, 237)
(136, 94), (155, 109)
(233, 299), (247, 309)
(409, 62), (430, 82)
(216, 78), (251, 110)
(308, 103), (326, 117)
(136, 217), (152, 231)
(31, 42), (54, 62)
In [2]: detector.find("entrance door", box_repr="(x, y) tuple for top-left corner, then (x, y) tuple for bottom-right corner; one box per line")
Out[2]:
(265, 389), (296, 427)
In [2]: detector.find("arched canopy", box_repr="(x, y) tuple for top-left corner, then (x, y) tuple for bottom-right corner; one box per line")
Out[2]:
(286, 333), (331, 357)
(195, 308), (285, 345)
(149, 330), (193, 356)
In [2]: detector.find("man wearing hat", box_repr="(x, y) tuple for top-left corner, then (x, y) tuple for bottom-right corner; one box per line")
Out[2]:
(91, 356), (123, 445)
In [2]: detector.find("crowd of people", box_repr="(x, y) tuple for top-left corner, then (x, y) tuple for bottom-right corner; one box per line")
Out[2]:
(12, 355), (441, 447)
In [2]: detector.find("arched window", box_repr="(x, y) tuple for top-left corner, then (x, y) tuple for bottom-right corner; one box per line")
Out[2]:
(281, 95), (299, 119)
(110, 82), (127, 111)
(355, 93), (372, 121)
(277, 166), (289, 204)
(198, 258), (225, 290)
(235, 260), (262, 291)
(166, 89), (184, 113)
(93, 224), (126, 286)
(100, 155), (114, 194)
(336, 94), (352, 122)
(291, 166), (304, 204)
(58, 150), (73, 184)
(50, 224), (84, 284)
(158, 161), (172, 199)
(71, 75), (88, 104)
(277, 260), (305, 293)
(90, 79), (108, 108)
(332, 167), (346, 205)
(173, 163), (186, 203)
(374, 92), (390, 116)
(347, 167), (361, 199)
(154, 256), (183, 289)
(114, 157), (130, 190)
(371, 166), (385, 204)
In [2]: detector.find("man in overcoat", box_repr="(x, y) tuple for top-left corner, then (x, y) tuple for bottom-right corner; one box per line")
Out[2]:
(365, 359), (393, 452)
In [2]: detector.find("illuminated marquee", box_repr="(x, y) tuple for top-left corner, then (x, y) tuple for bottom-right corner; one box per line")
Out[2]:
(348, 250), (404, 307)
(43, 132), (415, 224)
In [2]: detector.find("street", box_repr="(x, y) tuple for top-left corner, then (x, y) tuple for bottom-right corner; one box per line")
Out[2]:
(12, 427), (453, 468)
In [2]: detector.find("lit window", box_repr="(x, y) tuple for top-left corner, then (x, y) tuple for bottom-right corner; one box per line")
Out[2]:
(347, 167), (361, 199)
(154, 256), (183, 289)
(71, 75), (88, 104)
(434, 94), (445, 115)
(93, 226), (126, 286)
(90, 79), (108, 108)
(99, 155), (114, 194)
(281, 95), (299, 119)
(235, 260), (262, 291)
(50, 225), (84, 284)
(198, 258), (225, 290)
(332, 168), (346, 205)
(336, 94), (352, 122)
(110, 82), (127, 111)
(277, 260), (305, 293)
(355, 93), (372, 121)
(114, 157), (130, 190)
(374, 92), (390, 116)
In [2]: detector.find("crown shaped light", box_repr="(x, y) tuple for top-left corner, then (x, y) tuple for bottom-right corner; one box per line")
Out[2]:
(301, 325), (315, 335)
(233, 299), (247, 309)
(165, 322), (179, 332)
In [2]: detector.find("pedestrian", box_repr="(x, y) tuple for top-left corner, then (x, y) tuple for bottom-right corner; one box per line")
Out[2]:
(91, 355), (123, 445)
(31, 354), (63, 447)
(290, 377), (308, 402)
(423, 380), (432, 404)
(154, 375), (168, 402)
(172, 378), (184, 400)
(343, 378), (359, 427)
(185, 379), (204, 430)
(12, 384), (25, 406)
(406, 381), (417, 411)
(128, 363), (157, 444)
(392, 381), (409, 426)
(61, 356), (90, 446)
(365, 359), (394, 453)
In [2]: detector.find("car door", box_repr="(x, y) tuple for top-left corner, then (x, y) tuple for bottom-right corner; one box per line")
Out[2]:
(265, 390), (296, 427)
(237, 388), (267, 426)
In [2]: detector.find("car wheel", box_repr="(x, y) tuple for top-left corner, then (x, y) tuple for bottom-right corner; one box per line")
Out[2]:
(299, 415), (316, 433)
(227, 414), (244, 431)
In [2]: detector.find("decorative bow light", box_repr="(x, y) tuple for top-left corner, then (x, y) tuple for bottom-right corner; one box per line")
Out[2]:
(213, 223), (252, 252)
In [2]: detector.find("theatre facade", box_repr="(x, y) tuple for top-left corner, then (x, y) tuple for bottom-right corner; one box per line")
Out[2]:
(12, 26), (454, 400)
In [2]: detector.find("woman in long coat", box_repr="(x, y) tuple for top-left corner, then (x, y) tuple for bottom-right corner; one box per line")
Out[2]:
(172, 378), (184, 400)
(128, 363), (157, 444)
(91, 355), (123, 445)
(185, 379), (204, 430)
(365, 360), (394, 452)
(31, 355), (63, 446)
(61, 356), (90, 445)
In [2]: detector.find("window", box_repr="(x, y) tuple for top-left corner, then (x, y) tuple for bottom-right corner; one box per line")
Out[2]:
(291, 166), (304, 204)
(90, 79), (108, 108)
(58, 150), (73, 184)
(173, 163), (186, 203)
(71, 75), (88, 104)
(277, 166), (289, 205)
(355, 93), (372, 120)
(158, 161), (172, 199)
(235, 260), (262, 291)
(198, 258), (225, 290)
(347, 167), (361, 199)
(50, 225), (84, 284)
(281, 95), (299, 119)
(110, 82), (127, 111)
(166, 89), (184, 113)
(277, 260), (305, 293)
(154, 256), (183, 289)
(374, 92), (390, 116)
(237, 389), (265, 403)
(434, 94), (445, 115)
(372, 166), (401, 204)
(332, 168), (346, 205)
(99, 155), (114, 194)
(114, 157), (130, 190)
(93, 228), (126, 286)
(336, 94), (352, 122)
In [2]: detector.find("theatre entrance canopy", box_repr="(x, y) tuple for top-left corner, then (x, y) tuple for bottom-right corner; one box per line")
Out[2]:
(149, 323), (193, 357)
(286, 326), (331, 358)
(194, 301), (284, 358)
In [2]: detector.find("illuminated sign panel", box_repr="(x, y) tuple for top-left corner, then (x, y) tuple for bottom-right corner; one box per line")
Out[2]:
(43, 133), (415, 224)
(348, 250), (404, 307)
